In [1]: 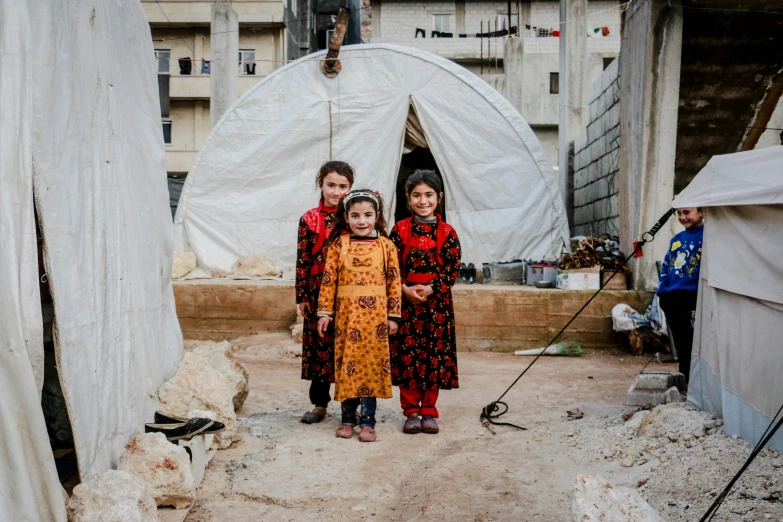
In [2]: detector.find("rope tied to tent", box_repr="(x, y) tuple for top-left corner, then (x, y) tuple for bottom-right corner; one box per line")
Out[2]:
(480, 207), (677, 432)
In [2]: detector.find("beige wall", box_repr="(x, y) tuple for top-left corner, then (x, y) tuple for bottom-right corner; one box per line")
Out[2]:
(165, 101), (210, 173)
(142, 1), (284, 24)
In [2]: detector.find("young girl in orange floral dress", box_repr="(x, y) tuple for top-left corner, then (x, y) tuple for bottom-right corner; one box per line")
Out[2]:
(296, 161), (354, 424)
(316, 190), (402, 442)
(389, 170), (461, 435)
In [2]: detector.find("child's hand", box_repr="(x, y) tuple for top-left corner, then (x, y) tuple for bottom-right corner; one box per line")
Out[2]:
(420, 285), (434, 298)
(402, 285), (426, 304)
(298, 302), (310, 316)
(317, 316), (332, 338)
(387, 320), (399, 336)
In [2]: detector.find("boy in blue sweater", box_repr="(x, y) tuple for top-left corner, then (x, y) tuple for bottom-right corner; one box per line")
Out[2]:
(657, 207), (704, 384)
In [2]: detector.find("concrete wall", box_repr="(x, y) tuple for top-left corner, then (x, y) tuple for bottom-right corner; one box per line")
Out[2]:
(618, 0), (681, 292)
(173, 280), (654, 350)
(572, 58), (619, 237)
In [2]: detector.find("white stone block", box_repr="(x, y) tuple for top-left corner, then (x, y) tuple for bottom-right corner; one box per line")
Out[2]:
(118, 433), (195, 509)
(67, 470), (158, 522)
(572, 474), (664, 522)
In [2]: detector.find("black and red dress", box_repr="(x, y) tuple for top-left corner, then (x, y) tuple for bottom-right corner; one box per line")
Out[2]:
(296, 201), (337, 402)
(389, 216), (461, 418)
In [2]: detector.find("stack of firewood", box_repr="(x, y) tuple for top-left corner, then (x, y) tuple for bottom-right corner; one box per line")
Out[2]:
(558, 236), (627, 272)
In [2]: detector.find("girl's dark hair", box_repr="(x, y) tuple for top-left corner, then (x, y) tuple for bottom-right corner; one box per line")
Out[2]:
(327, 189), (389, 245)
(405, 169), (445, 217)
(316, 160), (355, 189)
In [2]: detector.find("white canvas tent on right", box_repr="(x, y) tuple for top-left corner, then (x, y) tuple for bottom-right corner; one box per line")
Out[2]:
(673, 145), (783, 451)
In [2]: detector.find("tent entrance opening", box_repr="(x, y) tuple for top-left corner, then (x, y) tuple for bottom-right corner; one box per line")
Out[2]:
(394, 103), (445, 222)
(36, 207), (78, 490)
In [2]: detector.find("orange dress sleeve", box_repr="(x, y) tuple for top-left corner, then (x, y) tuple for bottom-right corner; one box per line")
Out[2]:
(383, 237), (402, 319)
(317, 240), (340, 317)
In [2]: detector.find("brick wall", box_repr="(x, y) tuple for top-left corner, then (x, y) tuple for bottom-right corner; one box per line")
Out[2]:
(572, 57), (620, 237)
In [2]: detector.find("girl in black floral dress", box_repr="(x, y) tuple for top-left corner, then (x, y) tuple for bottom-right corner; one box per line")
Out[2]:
(296, 161), (354, 423)
(389, 170), (461, 435)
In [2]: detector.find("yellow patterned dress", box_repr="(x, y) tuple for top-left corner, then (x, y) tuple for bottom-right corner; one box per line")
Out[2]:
(317, 234), (402, 401)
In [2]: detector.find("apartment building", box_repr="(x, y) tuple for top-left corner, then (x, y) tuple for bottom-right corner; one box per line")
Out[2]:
(142, 1), (286, 182)
(369, 0), (622, 167)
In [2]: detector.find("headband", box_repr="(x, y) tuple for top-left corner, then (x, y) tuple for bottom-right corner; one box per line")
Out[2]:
(343, 191), (379, 209)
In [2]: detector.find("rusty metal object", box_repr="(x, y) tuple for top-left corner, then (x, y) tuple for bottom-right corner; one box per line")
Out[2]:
(322, 8), (350, 78)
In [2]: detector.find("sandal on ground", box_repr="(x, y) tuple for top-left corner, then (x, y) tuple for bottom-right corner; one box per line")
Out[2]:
(301, 407), (327, 424)
(358, 426), (377, 442)
(145, 417), (225, 442)
(336, 425), (354, 439)
(421, 415), (440, 434)
(403, 416), (422, 434)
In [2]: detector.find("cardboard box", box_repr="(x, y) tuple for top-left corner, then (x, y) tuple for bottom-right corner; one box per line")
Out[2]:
(556, 267), (601, 290)
(601, 270), (629, 290)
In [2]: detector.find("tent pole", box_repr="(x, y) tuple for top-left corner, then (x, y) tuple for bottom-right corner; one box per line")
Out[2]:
(480, 20), (483, 75)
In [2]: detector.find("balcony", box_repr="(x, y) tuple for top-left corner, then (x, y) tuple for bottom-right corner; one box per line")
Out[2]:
(166, 150), (198, 174)
(142, 1), (284, 25)
(167, 75), (266, 99)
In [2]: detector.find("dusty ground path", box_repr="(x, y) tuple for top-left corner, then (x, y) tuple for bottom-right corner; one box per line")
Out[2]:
(183, 334), (782, 521)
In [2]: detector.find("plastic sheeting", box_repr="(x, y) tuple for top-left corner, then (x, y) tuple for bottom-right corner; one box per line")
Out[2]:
(174, 44), (569, 272)
(1, 1), (183, 519)
(678, 146), (783, 451)
(0, 2), (67, 519)
(673, 146), (783, 208)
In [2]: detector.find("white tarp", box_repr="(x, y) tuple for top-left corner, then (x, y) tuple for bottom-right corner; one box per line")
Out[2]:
(0, 2), (67, 520)
(174, 44), (569, 272)
(674, 146), (783, 451)
(1, 1), (183, 519)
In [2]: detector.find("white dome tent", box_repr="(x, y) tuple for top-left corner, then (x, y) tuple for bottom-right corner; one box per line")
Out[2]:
(174, 44), (569, 272)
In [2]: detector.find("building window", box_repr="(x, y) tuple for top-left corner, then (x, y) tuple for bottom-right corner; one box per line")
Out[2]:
(432, 14), (452, 33)
(550, 72), (559, 94)
(496, 13), (519, 31)
(603, 57), (616, 70)
(326, 29), (334, 45)
(162, 121), (172, 145)
(155, 49), (171, 74)
(238, 49), (256, 75)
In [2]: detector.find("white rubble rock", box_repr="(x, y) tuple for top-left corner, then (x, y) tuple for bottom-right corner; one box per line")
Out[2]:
(232, 254), (277, 277)
(67, 470), (158, 522)
(118, 433), (195, 509)
(664, 386), (684, 404)
(171, 252), (198, 279)
(157, 352), (237, 449)
(635, 404), (706, 440)
(572, 474), (663, 522)
(280, 266), (296, 280)
(191, 341), (249, 412)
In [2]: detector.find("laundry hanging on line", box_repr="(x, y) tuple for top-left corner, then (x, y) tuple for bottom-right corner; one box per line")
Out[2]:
(178, 58), (192, 75)
(413, 25), (562, 39)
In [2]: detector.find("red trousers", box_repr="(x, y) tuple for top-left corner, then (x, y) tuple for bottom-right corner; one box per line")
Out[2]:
(400, 387), (440, 418)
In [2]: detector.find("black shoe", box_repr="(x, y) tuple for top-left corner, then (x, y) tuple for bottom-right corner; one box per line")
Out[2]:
(467, 263), (476, 284)
(459, 263), (468, 282)
(154, 411), (189, 424)
(145, 417), (225, 442)
(301, 410), (326, 424)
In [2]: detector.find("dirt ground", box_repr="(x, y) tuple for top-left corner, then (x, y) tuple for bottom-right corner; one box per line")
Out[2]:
(183, 333), (783, 522)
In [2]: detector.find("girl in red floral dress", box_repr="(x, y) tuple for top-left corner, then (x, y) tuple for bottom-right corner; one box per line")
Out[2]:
(389, 170), (461, 435)
(296, 161), (354, 424)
